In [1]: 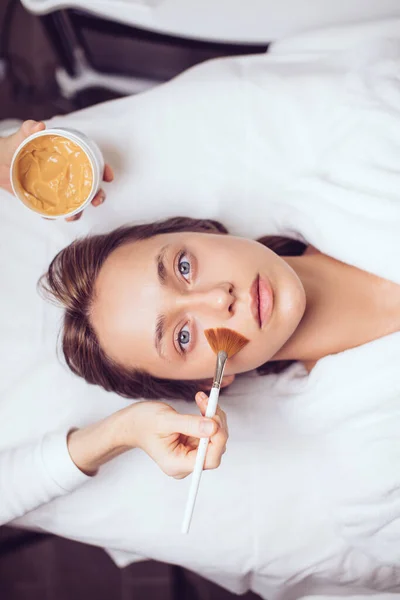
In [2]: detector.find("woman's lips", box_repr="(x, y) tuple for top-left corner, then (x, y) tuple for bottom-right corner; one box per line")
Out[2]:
(250, 276), (261, 327)
(250, 274), (273, 329)
(258, 275), (273, 328)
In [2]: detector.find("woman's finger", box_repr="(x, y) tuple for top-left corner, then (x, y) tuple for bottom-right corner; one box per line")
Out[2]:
(203, 425), (228, 470)
(21, 120), (45, 137)
(1, 120), (46, 167)
(193, 391), (228, 470)
(160, 409), (217, 440)
(200, 411), (228, 471)
(171, 433), (227, 476)
(91, 189), (106, 207)
(65, 211), (83, 222)
(103, 164), (114, 182)
(195, 391), (208, 416)
(215, 404), (228, 436)
(163, 413), (227, 477)
(210, 413), (227, 438)
(65, 185), (106, 220)
(195, 392), (227, 426)
(162, 454), (196, 479)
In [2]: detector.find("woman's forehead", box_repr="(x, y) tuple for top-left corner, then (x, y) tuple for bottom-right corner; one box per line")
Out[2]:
(91, 242), (160, 365)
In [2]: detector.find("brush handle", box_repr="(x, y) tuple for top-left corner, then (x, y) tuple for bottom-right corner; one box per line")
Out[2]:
(181, 386), (220, 534)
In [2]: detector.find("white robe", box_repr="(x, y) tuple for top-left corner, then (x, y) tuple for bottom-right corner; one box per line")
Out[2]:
(1, 17), (400, 600)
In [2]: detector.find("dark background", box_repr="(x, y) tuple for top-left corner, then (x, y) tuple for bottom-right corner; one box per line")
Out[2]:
(0, 527), (259, 600)
(0, 1), (265, 598)
(0, 0), (267, 121)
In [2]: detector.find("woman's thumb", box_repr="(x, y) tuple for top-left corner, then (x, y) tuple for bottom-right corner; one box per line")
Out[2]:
(12, 120), (45, 146)
(5, 121), (45, 160)
(21, 120), (45, 135)
(170, 413), (217, 438)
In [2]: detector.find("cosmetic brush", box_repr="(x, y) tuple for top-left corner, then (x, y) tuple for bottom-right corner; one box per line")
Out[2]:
(181, 327), (249, 534)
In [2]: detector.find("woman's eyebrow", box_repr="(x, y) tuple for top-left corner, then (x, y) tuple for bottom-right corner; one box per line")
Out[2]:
(155, 314), (167, 359)
(154, 244), (170, 358)
(156, 244), (169, 286)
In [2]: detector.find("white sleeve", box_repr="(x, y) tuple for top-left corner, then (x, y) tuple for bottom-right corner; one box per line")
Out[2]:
(0, 430), (91, 526)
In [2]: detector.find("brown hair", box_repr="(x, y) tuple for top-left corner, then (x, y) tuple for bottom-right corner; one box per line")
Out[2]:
(39, 217), (306, 401)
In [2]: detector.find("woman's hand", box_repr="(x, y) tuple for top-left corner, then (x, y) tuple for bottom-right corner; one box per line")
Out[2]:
(126, 392), (229, 479)
(0, 120), (114, 221)
(67, 393), (228, 479)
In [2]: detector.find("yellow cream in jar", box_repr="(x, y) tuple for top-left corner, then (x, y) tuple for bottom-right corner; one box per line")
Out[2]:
(14, 135), (93, 216)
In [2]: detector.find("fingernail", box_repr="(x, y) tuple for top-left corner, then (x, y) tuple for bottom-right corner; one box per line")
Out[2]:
(98, 191), (106, 204)
(200, 420), (214, 436)
(199, 392), (207, 401)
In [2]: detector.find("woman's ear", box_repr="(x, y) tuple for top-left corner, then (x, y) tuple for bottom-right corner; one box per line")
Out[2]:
(200, 374), (235, 391)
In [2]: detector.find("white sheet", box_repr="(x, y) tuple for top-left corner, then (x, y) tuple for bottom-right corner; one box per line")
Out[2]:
(2, 18), (400, 599)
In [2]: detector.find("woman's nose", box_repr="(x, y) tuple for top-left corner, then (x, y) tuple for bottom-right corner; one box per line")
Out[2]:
(178, 284), (234, 315)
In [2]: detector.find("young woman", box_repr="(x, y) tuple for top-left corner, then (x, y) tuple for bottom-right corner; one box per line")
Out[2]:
(41, 206), (400, 401)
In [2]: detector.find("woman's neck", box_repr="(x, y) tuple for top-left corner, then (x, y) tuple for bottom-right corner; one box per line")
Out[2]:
(270, 248), (400, 372)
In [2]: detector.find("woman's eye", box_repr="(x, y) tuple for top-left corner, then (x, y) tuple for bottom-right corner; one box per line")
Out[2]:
(177, 324), (191, 352)
(178, 252), (191, 280)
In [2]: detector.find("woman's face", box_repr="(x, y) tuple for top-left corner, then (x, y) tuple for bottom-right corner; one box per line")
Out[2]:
(91, 232), (306, 380)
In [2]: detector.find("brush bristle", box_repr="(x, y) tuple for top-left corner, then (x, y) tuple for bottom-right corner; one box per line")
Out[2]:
(204, 327), (249, 358)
